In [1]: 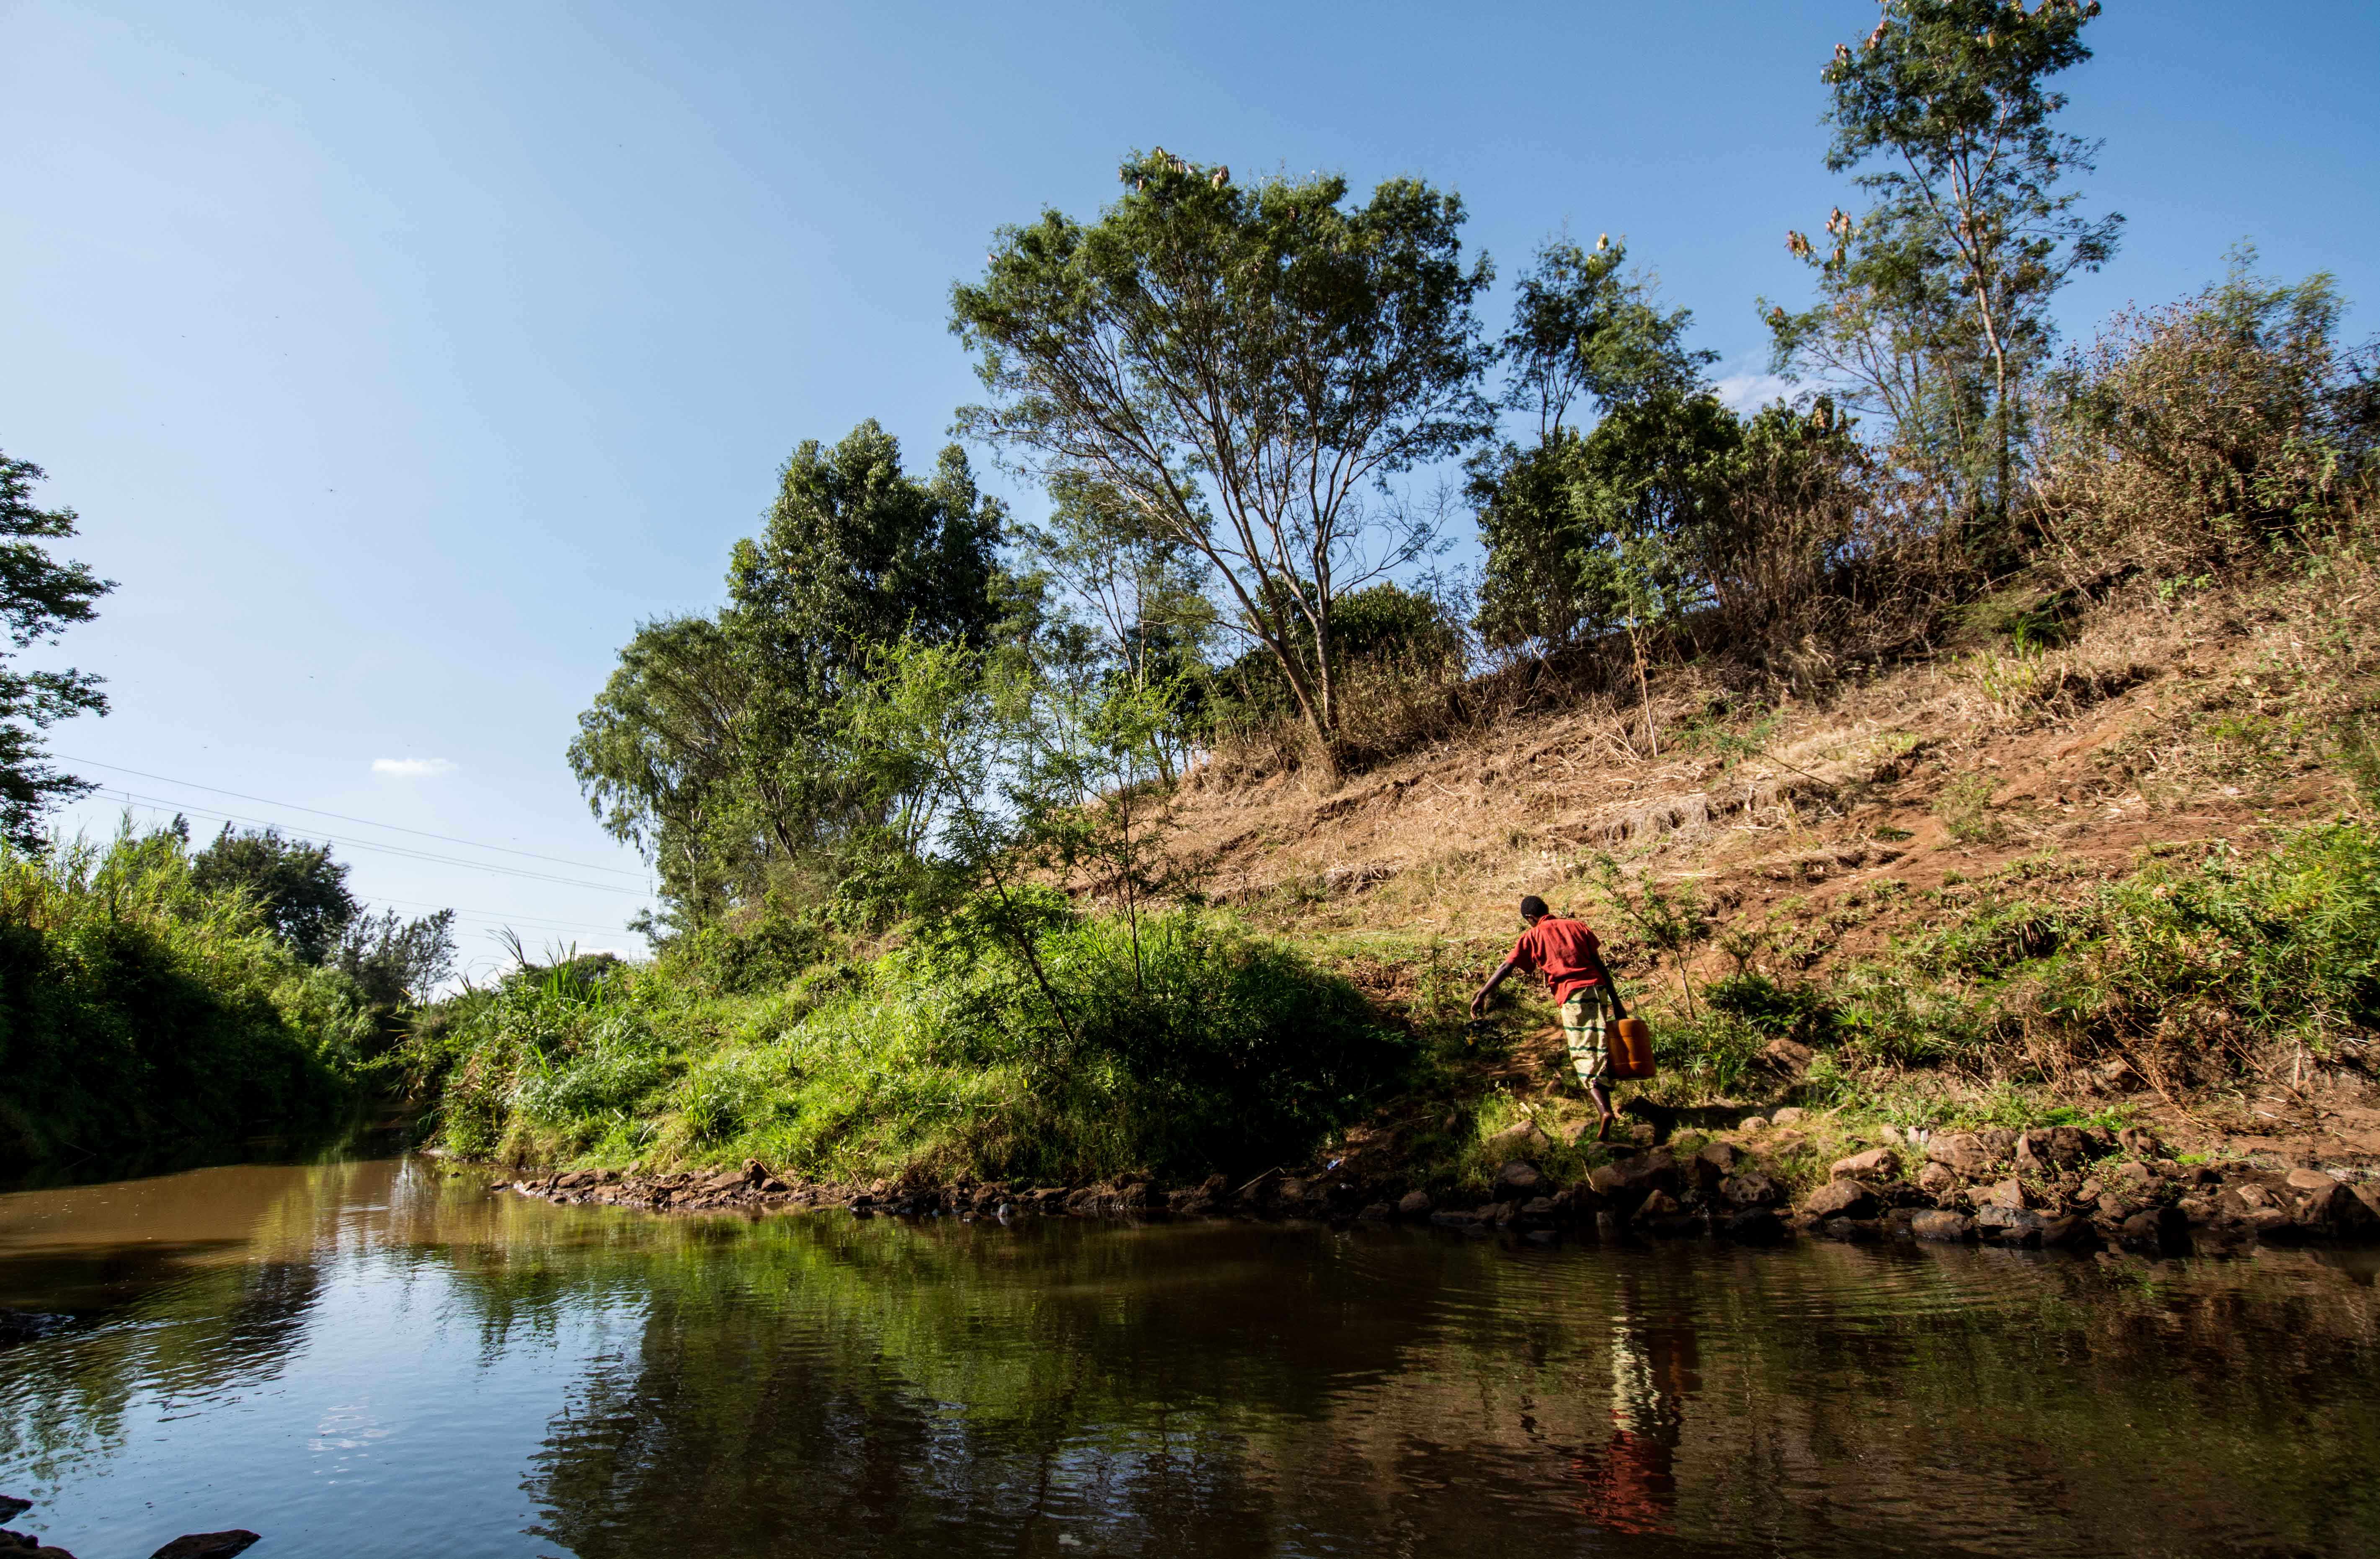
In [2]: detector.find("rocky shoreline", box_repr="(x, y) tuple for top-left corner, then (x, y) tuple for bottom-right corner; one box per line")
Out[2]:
(472, 1120), (2380, 1258)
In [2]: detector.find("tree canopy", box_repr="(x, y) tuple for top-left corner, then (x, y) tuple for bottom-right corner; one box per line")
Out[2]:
(0, 452), (112, 850)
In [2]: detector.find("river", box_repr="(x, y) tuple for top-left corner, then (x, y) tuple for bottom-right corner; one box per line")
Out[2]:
(1, 1155), (2375, 1557)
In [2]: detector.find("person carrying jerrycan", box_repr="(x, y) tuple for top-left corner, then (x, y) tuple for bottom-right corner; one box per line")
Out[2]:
(1471, 894), (1629, 1141)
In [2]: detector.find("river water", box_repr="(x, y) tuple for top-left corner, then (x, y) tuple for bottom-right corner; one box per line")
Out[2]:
(1, 1157), (2375, 1558)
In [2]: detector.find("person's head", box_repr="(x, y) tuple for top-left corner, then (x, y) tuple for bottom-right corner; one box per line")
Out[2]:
(1519, 894), (1549, 925)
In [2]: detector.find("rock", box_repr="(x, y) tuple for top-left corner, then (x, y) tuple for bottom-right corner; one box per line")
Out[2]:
(2284, 1167), (2339, 1194)
(1830, 1147), (1899, 1180)
(1719, 1171), (1781, 1208)
(701, 1170), (749, 1194)
(0, 1533), (77, 1559)
(1916, 1163), (1956, 1196)
(1488, 1120), (1554, 1155)
(1429, 1209), (1482, 1229)
(0, 1503), (23, 1524)
(1234, 1169), (1283, 1207)
(2116, 1126), (2164, 1159)
(1723, 1208), (1789, 1244)
(1924, 1132), (2001, 1178)
(1738, 1115), (1769, 1133)
(1496, 1160), (1547, 1196)
(1803, 1180), (1882, 1221)
(2113, 1160), (2155, 1190)
(2119, 1206), (2191, 1257)
(150, 1536), (261, 1559)
(2039, 1215), (2099, 1252)
(1357, 1202), (1392, 1221)
(1696, 1141), (1747, 1177)
(1637, 1190), (1681, 1219)
(2354, 1183), (2380, 1223)
(1820, 1216), (1882, 1242)
(1910, 1210), (1975, 1242)
(1518, 1196), (1558, 1223)
(1980, 1177), (2036, 1211)
(1770, 1107), (1806, 1126)
(1976, 1205), (2049, 1247)
(1615, 1151), (1682, 1195)
(1759, 1039), (1813, 1077)
(1396, 1189), (1433, 1218)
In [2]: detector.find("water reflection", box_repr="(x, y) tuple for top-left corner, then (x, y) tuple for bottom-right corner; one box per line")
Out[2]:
(0, 1160), (2376, 1558)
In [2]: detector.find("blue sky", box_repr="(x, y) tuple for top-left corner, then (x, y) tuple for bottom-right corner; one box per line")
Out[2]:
(5, 1), (2375, 976)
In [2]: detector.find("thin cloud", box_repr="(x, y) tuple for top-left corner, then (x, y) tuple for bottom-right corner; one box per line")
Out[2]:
(1714, 370), (1798, 413)
(372, 757), (456, 778)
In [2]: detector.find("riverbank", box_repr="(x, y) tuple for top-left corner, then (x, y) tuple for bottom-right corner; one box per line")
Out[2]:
(468, 1105), (2380, 1261)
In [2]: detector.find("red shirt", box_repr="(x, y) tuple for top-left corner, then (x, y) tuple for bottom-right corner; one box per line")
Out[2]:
(1509, 916), (1603, 1003)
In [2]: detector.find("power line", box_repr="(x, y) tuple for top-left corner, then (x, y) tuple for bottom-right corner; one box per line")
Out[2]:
(57, 754), (651, 880)
(91, 790), (653, 897)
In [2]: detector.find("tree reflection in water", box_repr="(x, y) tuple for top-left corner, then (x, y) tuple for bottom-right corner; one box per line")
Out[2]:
(0, 1162), (2376, 1558)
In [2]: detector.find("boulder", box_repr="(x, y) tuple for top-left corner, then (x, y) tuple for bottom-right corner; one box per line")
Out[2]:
(2039, 1215), (2099, 1252)
(2112, 1160), (2155, 1190)
(1830, 1147), (1899, 1181)
(2284, 1167), (2339, 1194)
(1637, 1190), (1681, 1220)
(1910, 1210), (1976, 1243)
(1820, 1216), (1882, 1242)
(150, 1536), (260, 1559)
(1, 1533), (78, 1559)
(1429, 1209), (1482, 1228)
(1357, 1202), (1392, 1222)
(1769, 1107), (1806, 1127)
(1976, 1205), (2049, 1247)
(2118, 1206), (2191, 1257)
(1615, 1151), (1682, 1195)
(1719, 1171), (1782, 1208)
(1697, 1141), (1748, 1176)
(1924, 1132), (2001, 1178)
(1759, 1039), (1813, 1077)
(0, 1502), (24, 1523)
(1496, 1160), (1548, 1196)
(1803, 1180), (1882, 1221)
(1916, 1163), (1957, 1196)
(1396, 1189), (1433, 1218)
(1738, 1115), (1770, 1133)
(1517, 1196), (1558, 1224)
(1723, 1208), (1789, 1244)
(701, 1170), (749, 1195)
(1980, 1177), (2037, 1211)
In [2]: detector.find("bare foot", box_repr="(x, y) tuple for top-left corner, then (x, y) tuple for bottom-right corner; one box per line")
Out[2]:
(1594, 1114), (1616, 1143)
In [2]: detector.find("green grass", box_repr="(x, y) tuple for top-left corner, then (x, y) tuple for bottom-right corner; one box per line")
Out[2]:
(0, 826), (374, 1166)
(406, 906), (1417, 1184)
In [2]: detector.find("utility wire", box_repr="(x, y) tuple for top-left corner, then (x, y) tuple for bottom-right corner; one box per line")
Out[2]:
(92, 790), (652, 897)
(57, 754), (650, 880)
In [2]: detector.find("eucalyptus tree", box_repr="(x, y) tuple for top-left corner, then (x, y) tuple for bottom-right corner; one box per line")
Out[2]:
(0, 451), (111, 850)
(952, 149), (1494, 774)
(1768, 0), (2119, 533)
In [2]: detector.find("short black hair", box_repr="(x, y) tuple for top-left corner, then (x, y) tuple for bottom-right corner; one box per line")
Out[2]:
(1519, 895), (1549, 919)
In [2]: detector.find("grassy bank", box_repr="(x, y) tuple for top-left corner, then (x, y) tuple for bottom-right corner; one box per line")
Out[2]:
(403, 907), (1417, 1184)
(0, 827), (379, 1167)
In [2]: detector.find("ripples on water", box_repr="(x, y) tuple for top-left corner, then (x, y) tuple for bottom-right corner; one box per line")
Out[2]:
(0, 1158), (2375, 1558)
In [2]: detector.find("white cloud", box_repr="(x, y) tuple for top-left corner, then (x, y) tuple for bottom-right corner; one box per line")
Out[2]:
(1714, 370), (1799, 413)
(372, 757), (456, 778)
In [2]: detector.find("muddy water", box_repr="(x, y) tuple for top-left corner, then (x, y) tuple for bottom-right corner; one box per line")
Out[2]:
(1, 1159), (2375, 1558)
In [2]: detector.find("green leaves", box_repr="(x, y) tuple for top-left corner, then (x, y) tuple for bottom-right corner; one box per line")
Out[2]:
(953, 149), (1492, 758)
(0, 451), (113, 851)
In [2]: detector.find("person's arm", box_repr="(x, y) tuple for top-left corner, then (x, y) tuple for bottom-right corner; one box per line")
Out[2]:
(1588, 947), (1626, 1020)
(1471, 955), (1523, 1017)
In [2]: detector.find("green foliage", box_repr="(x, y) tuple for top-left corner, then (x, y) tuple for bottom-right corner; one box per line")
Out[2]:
(0, 451), (114, 850)
(190, 823), (360, 963)
(569, 421), (1006, 918)
(408, 909), (1413, 1182)
(953, 148), (1493, 763)
(1772, 0), (2118, 534)
(0, 824), (376, 1166)
(1586, 854), (1712, 1016)
(1935, 772), (2006, 842)
(2039, 253), (2376, 579)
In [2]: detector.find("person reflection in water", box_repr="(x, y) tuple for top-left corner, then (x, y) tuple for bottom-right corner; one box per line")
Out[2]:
(1571, 1288), (1698, 1536)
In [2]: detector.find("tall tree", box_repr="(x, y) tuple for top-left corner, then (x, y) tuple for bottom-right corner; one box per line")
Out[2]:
(1770, 0), (2119, 532)
(569, 422), (1005, 916)
(1472, 239), (1717, 655)
(0, 452), (113, 850)
(952, 149), (1494, 773)
(190, 824), (360, 963)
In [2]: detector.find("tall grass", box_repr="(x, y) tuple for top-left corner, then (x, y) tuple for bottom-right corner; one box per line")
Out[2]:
(406, 907), (1415, 1183)
(0, 826), (374, 1166)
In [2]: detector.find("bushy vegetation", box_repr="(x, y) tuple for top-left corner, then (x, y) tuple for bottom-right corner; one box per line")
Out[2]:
(0, 826), (396, 1165)
(1637, 822), (2380, 1120)
(405, 907), (1414, 1183)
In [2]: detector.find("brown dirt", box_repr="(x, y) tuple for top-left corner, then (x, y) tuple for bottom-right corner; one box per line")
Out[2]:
(1160, 565), (2380, 1171)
